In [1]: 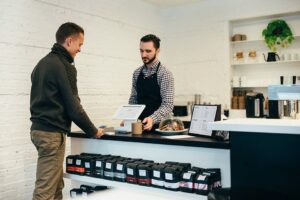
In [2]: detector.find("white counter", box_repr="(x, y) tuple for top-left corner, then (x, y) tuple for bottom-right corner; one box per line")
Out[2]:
(207, 118), (300, 134)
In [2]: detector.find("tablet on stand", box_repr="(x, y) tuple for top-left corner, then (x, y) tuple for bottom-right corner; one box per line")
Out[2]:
(113, 105), (145, 133)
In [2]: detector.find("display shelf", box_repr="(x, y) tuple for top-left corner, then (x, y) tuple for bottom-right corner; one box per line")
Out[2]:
(232, 85), (268, 88)
(232, 60), (300, 66)
(64, 173), (206, 200)
(230, 11), (300, 23)
(231, 39), (264, 44)
(231, 35), (300, 45)
(229, 11), (300, 110)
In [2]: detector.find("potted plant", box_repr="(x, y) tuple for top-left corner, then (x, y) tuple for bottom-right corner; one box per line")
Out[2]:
(262, 19), (294, 52)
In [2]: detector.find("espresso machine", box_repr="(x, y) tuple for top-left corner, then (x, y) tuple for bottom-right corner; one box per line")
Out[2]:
(268, 85), (300, 119)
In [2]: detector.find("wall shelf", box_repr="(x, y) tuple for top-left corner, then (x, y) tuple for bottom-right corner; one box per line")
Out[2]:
(232, 60), (300, 66)
(232, 86), (268, 89)
(229, 11), (300, 109)
(231, 35), (300, 45)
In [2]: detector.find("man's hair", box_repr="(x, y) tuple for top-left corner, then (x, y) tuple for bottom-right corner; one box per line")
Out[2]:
(140, 34), (160, 49)
(56, 22), (84, 44)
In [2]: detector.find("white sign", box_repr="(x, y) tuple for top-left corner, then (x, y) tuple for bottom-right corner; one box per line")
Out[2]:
(189, 105), (217, 136)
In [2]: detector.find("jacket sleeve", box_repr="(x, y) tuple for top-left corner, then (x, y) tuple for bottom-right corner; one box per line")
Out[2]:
(55, 63), (98, 137)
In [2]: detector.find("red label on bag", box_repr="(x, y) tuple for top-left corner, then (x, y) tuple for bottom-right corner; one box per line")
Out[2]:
(67, 166), (76, 172)
(138, 178), (151, 185)
(126, 176), (137, 183)
(75, 167), (85, 173)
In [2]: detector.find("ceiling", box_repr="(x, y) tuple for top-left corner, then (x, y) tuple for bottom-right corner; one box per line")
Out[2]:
(142, 0), (200, 8)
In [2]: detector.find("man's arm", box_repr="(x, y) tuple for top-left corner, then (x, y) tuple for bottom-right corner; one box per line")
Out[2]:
(128, 69), (139, 104)
(149, 69), (174, 124)
(55, 64), (99, 137)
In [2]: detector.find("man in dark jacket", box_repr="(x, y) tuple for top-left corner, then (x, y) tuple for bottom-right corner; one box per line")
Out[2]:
(30, 22), (104, 200)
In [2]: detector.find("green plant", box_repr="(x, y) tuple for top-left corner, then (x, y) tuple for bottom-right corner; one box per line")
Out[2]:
(262, 19), (294, 52)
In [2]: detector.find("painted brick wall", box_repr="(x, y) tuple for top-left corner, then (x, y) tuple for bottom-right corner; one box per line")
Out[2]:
(161, 0), (300, 106)
(0, 0), (299, 199)
(0, 0), (161, 199)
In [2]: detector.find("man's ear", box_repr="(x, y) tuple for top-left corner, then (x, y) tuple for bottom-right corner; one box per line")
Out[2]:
(65, 37), (72, 47)
(156, 48), (160, 54)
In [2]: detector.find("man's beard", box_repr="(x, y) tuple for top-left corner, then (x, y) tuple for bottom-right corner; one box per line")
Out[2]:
(143, 54), (156, 65)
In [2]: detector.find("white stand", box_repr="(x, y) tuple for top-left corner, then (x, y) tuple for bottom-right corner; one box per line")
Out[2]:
(114, 120), (136, 132)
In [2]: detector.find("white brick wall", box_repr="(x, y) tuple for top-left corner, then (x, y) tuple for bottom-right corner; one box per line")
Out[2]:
(0, 0), (299, 199)
(161, 0), (300, 106)
(0, 0), (160, 199)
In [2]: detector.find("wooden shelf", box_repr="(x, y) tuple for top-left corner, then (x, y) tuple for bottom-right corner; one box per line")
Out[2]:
(64, 173), (206, 200)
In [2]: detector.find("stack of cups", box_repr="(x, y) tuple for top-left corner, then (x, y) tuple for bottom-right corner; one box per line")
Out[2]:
(194, 94), (201, 105)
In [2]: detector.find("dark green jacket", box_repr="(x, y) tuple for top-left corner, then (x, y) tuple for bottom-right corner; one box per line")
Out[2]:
(30, 43), (97, 137)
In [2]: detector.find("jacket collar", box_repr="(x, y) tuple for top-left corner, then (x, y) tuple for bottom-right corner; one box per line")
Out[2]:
(51, 43), (74, 64)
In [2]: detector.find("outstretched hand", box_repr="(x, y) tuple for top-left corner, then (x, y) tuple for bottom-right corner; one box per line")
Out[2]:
(95, 128), (105, 138)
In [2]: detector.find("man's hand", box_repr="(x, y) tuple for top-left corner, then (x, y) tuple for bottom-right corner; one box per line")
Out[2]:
(142, 117), (153, 131)
(95, 128), (105, 138)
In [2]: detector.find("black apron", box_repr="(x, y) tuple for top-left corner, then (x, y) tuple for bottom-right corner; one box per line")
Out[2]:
(136, 62), (162, 130)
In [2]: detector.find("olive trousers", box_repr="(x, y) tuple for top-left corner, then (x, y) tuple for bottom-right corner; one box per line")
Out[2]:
(30, 130), (66, 200)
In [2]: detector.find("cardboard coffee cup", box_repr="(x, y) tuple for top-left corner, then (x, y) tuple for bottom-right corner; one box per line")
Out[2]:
(132, 122), (143, 135)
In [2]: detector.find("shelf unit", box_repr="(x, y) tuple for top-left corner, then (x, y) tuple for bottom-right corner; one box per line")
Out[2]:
(65, 136), (230, 199)
(230, 35), (300, 45)
(64, 173), (206, 200)
(229, 11), (300, 110)
(232, 60), (300, 66)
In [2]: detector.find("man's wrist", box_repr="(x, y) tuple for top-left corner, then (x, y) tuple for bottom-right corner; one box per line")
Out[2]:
(149, 115), (158, 124)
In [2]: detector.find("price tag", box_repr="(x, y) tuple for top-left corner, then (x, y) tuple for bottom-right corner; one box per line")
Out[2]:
(153, 170), (160, 178)
(76, 159), (81, 165)
(117, 164), (123, 171)
(96, 161), (102, 167)
(85, 162), (90, 168)
(139, 170), (146, 176)
(106, 163), (112, 169)
(197, 175), (206, 181)
(165, 173), (173, 180)
(183, 172), (191, 179)
(127, 168), (134, 175)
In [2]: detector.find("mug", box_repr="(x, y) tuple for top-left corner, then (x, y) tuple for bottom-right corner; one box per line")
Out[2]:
(132, 122), (143, 135)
